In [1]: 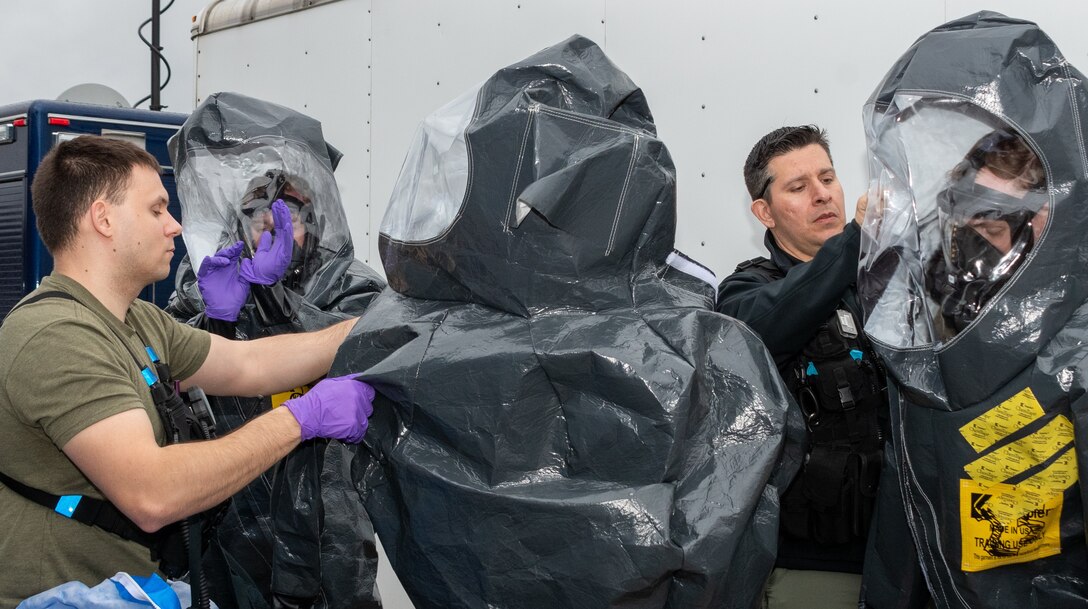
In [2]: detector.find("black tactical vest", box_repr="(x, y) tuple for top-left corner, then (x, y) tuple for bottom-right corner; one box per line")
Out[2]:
(736, 257), (888, 545)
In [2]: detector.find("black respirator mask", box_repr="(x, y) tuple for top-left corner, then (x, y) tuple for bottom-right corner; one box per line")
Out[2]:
(925, 167), (1046, 333)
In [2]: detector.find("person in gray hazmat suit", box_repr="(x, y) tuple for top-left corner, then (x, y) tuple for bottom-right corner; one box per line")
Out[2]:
(165, 92), (386, 609)
(326, 35), (800, 609)
(857, 12), (1088, 609)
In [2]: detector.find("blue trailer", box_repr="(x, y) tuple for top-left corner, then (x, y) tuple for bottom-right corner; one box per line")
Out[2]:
(0, 100), (188, 319)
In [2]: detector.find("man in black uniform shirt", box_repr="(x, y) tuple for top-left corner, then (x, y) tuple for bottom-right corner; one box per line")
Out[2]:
(717, 125), (885, 609)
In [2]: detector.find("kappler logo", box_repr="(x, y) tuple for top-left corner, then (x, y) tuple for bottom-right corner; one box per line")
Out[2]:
(970, 493), (992, 520)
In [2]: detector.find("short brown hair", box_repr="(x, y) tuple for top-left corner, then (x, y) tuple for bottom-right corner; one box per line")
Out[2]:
(31, 135), (161, 253)
(744, 125), (832, 201)
(952, 130), (1045, 190)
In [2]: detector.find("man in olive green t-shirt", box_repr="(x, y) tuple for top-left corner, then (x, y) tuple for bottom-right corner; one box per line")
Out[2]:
(0, 135), (376, 605)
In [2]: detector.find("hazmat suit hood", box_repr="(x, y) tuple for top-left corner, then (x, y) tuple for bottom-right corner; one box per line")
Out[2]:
(170, 92), (365, 316)
(380, 34), (668, 315)
(331, 35), (798, 609)
(861, 11), (1088, 401)
(858, 12), (1088, 608)
(166, 92), (385, 609)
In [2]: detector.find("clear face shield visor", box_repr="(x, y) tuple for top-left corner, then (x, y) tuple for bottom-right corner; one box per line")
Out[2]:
(861, 98), (1051, 347)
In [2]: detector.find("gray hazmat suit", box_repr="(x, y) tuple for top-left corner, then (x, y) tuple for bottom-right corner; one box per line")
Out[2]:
(329, 35), (799, 609)
(859, 11), (1088, 609)
(166, 92), (386, 609)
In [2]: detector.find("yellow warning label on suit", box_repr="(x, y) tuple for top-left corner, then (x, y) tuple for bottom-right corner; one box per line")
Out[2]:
(959, 387), (1045, 453)
(271, 385), (310, 409)
(960, 477), (1063, 571)
(963, 415), (1075, 484)
(1019, 448), (1078, 496)
(957, 385), (1080, 572)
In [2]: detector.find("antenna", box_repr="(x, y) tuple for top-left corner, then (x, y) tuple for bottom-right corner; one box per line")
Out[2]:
(134, 0), (175, 110)
(151, 0), (162, 110)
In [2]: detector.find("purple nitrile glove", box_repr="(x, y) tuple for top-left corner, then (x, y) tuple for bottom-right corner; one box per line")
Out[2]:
(239, 199), (294, 285)
(197, 241), (250, 322)
(284, 375), (376, 443)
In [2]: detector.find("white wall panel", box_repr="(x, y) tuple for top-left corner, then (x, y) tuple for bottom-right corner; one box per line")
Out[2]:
(195, 1), (374, 263)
